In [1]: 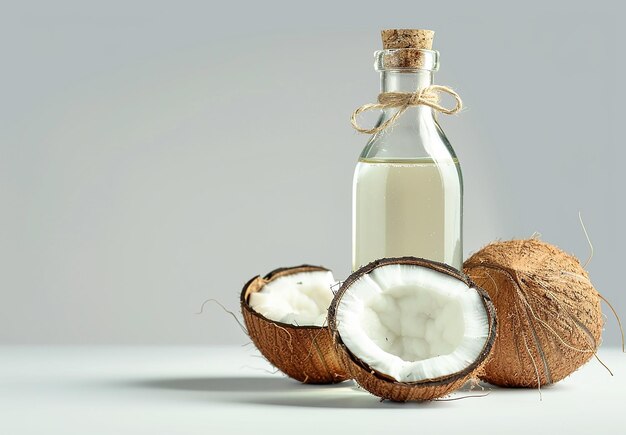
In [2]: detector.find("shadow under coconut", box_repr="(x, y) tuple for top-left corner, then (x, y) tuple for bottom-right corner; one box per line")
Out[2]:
(127, 376), (347, 393)
(232, 381), (483, 409)
(235, 390), (444, 409)
(125, 377), (496, 408)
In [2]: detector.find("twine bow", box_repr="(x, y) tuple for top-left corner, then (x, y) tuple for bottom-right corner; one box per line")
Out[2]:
(350, 85), (463, 134)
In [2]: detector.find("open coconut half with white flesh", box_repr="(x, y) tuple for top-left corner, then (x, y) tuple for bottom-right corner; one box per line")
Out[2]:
(328, 257), (497, 401)
(241, 265), (349, 384)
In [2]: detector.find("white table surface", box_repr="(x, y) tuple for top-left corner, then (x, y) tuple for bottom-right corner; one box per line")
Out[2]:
(1, 346), (623, 435)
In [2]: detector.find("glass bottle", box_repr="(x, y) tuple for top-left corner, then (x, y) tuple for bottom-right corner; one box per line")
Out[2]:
(352, 30), (463, 271)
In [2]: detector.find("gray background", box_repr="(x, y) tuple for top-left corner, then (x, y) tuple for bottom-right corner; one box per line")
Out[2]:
(1, 1), (623, 346)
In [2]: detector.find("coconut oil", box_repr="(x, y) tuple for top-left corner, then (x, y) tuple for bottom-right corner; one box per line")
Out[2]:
(353, 158), (462, 270)
(351, 29), (463, 271)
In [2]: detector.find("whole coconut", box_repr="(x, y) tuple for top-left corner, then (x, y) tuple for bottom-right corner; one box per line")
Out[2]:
(464, 238), (603, 387)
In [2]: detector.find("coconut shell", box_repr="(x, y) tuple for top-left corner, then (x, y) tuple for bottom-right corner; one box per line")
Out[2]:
(464, 238), (603, 387)
(241, 265), (349, 384)
(328, 257), (497, 401)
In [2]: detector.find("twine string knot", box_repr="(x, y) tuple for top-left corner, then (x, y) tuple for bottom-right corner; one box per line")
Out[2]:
(351, 85), (463, 135)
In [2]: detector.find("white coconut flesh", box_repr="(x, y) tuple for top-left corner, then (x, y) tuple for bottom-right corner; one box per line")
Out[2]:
(248, 271), (335, 327)
(336, 264), (490, 383)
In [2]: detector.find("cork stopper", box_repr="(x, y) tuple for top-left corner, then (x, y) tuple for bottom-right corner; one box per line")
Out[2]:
(378, 29), (438, 70)
(381, 29), (434, 50)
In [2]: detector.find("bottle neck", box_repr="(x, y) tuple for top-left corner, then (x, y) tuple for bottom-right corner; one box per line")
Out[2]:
(380, 70), (434, 93)
(360, 68), (455, 162)
(379, 70), (436, 120)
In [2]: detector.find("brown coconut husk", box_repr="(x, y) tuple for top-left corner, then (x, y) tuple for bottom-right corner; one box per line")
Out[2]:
(241, 265), (349, 384)
(464, 238), (604, 388)
(328, 257), (497, 401)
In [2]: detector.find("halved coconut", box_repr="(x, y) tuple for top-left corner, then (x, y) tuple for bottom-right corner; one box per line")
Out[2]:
(328, 257), (497, 401)
(241, 265), (349, 384)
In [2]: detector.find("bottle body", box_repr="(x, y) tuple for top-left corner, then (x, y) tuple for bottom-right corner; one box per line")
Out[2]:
(353, 157), (462, 270)
(352, 68), (463, 271)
